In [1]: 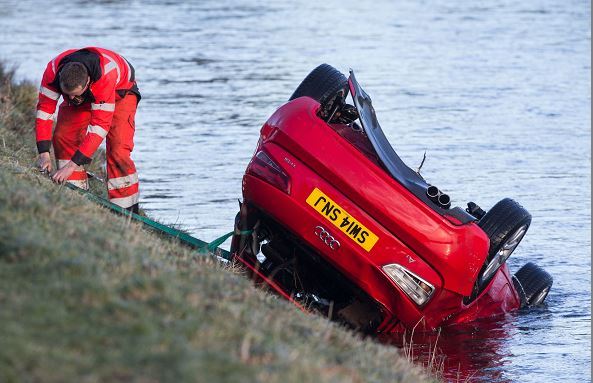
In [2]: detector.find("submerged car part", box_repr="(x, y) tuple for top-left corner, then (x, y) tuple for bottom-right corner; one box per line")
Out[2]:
(513, 262), (554, 308)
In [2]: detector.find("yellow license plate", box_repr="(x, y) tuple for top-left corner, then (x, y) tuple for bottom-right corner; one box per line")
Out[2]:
(306, 187), (379, 252)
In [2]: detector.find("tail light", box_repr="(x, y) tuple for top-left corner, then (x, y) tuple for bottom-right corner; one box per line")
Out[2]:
(246, 150), (291, 194)
(382, 264), (435, 306)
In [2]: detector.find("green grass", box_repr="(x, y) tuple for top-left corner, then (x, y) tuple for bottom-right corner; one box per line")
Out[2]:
(0, 63), (431, 383)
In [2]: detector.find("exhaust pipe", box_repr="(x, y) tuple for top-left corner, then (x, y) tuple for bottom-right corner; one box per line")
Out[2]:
(438, 193), (451, 209)
(426, 185), (451, 209)
(427, 185), (440, 199)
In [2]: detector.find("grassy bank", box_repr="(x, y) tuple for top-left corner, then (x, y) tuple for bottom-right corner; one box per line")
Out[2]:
(0, 64), (431, 383)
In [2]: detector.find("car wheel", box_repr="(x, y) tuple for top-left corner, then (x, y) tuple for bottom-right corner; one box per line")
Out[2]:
(289, 64), (349, 121)
(512, 262), (553, 307)
(477, 198), (532, 287)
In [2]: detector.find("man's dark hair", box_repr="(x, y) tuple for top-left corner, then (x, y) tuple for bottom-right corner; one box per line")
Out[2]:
(59, 62), (88, 92)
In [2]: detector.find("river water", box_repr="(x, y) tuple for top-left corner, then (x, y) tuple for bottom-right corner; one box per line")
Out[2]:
(0, 1), (590, 382)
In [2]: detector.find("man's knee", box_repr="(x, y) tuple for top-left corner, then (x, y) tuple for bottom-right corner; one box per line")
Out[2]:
(109, 144), (132, 159)
(108, 144), (135, 172)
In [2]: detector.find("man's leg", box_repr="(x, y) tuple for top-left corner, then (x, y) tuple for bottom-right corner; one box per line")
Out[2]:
(52, 102), (90, 189)
(106, 94), (140, 212)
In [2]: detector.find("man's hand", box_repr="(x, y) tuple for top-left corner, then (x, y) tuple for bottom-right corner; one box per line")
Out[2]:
(51, 160), (77, 184)
(36, 152), (53, 173)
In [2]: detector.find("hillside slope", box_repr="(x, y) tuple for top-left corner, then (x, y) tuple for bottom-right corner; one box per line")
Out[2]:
(0, 64), (430, 383)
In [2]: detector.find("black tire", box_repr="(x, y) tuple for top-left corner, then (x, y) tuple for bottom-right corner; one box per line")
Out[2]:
(230, 204), (261, 265)
(230, 212), (242, 261)
(513, 262), (553, 307)
(476, 198), (532, 287)
(479, 198), (532, 256)
(289, 64), (348, 120)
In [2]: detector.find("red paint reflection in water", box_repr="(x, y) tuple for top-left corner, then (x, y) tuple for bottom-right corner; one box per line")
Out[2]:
(379, 314), (518, 382)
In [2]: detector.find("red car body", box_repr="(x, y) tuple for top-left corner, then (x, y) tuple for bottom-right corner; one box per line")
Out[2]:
(232, 69), (530, 333)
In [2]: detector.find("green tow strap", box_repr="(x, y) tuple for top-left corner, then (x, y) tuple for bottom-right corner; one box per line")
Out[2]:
(64, 182), (233, 261)
(205, 229), (253, 253)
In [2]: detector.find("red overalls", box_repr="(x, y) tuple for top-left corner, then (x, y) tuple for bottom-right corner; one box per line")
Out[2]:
(35, 47), (140, 210)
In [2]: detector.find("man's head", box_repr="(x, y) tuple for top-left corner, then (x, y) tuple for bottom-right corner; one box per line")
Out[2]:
(59, 62), (90, 105)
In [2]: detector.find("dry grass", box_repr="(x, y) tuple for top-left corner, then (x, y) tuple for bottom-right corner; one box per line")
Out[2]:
(0, 62), (434, 383)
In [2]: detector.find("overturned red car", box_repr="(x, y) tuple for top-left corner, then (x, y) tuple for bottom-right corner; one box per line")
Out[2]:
(231, 64), (553, 333)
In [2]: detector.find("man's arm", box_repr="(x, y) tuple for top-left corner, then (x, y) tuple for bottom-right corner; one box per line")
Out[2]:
(35, 58), (61, 171)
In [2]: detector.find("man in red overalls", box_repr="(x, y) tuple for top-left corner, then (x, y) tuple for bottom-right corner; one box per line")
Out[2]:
(35, 47), (141, 212)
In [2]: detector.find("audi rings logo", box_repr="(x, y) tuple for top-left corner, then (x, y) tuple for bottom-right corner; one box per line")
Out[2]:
(314, 226), (341, 250)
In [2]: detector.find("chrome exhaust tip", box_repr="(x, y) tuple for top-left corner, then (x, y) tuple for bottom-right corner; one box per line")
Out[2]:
(426, 185), (440, 199)
(427, 185), (451, 209)
(438, 193), (451, 209)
